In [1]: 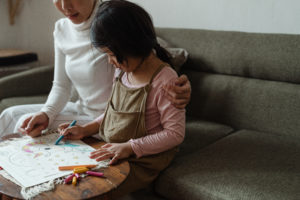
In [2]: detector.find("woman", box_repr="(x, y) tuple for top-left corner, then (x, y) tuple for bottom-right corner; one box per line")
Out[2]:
(0, 0), (191, 137)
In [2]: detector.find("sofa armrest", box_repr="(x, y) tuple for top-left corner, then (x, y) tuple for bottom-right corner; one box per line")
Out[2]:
(0, 65), (54, 100)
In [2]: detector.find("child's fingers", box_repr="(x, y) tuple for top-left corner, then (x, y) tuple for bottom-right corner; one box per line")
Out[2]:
(109, 154), (120, 165)
(90, 149), (109, 157)
(101, 143), (112, 149)
(94, 153), (114, 162)
(61, 127), (83, 140)
(62, 126), (76, 136)
(63, 134), (80, 140)
(58, 123), (70, 131)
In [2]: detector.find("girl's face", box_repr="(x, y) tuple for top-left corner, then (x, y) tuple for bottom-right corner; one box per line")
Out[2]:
(53, 0), (95, 24)
(102, 48), (141, 72)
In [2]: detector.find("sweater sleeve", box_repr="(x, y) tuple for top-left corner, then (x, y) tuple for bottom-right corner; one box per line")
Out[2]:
(129, 69), (186, 158)
(40, 24), (72, 126)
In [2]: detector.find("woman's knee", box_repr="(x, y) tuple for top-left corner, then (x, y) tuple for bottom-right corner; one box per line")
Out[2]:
(0, 106), (24, 119)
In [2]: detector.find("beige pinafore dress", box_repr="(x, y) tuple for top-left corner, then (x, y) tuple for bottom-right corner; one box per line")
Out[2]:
(99, 64), (178, 198)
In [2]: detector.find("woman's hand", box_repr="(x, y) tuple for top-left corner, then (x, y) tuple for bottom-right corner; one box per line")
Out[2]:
(90, 142), (134, 165)
(18, 112), (49, 138)
(163, 74), (191, 109)
(58, 123), (85, 140)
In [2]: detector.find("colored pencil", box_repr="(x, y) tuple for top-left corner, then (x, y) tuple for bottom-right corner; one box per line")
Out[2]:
(58, 164), (97, 171)
(55, 120), (77, 145)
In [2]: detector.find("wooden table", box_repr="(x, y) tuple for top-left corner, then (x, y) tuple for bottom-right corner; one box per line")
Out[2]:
(0, 135), (130, 200)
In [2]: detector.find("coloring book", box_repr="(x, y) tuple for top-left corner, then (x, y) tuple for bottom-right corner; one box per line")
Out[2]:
(0, 133), (98, 188)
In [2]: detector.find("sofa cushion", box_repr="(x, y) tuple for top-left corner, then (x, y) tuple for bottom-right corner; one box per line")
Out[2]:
(177, 117), (234, 157)
(185, 70), (300, 138)
(0, 95), (48, 113)
(0, 65), (53, 100)
(155, 130), (300, 200)
(156, 28), (300, 84)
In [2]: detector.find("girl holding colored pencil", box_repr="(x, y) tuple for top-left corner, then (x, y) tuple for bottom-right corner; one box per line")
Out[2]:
(58, 0), (185, 198)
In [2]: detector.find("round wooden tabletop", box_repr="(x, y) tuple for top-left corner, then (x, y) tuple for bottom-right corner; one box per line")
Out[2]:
(0, 135), (130, 200)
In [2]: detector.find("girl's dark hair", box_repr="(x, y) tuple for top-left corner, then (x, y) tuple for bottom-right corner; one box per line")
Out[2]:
(90, 0), (171, 65)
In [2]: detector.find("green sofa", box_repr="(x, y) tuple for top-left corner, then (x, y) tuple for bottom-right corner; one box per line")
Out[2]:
(0, 28), (299, 200)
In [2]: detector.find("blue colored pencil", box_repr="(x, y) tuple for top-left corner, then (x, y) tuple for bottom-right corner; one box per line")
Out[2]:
(55, 120), (77, 145)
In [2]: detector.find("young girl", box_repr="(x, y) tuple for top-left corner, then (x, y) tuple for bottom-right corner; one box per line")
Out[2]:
(59, 0), (185, 198)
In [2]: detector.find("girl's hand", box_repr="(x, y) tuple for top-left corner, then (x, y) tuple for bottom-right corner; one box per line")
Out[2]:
(90, 142), (134, 165)
(163, 74), (191, 109)
(18, 112), (49, 138)
(58, 123), (85, 140)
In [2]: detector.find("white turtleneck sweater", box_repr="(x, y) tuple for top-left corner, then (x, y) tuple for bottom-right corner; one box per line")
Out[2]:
(41, 0), (114, 125)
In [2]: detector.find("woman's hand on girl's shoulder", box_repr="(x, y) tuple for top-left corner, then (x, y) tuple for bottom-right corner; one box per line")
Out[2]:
(163, 74), (191, 109)
(89, 142), (133, 165)
(58, 123), (85, 140)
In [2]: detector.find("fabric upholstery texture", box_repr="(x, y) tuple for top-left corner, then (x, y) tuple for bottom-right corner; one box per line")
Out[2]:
(156, 28), (300, 84)
(155, 130), (300, 200)
(0, 65), (53, 100)
(177, 117), (233, 157)
(183, 69), (300, 138)
(120, 185), (166, 200)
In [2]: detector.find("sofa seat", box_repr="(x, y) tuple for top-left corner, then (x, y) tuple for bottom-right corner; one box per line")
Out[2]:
(177, 117), (234, 157)
(155, 130), (300, 200)
(120, 118), (234, 200)
(0, 95), (48, 113)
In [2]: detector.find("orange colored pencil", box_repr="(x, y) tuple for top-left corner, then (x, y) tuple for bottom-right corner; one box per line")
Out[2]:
(58, 164), (97, 171)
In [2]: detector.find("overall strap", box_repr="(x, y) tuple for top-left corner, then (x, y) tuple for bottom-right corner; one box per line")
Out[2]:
(149, 63), (167, 84)
(116, 70), (125, 81)
(107, 70), (124, 103)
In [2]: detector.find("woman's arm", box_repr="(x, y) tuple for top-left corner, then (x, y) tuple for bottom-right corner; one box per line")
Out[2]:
(163, 74), (191, 109)
(40, 37), (72, 126)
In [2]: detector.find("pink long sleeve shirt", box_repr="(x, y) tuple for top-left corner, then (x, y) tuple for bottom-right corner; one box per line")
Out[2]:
(96, 67), (185, 158)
